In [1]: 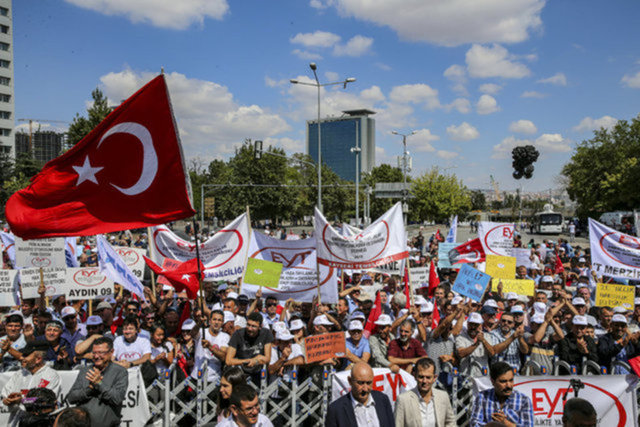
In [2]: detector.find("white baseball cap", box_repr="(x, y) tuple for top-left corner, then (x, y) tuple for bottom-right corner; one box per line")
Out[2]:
(414, 295), (428, 306)
(635, 297), (640, 306)
(572, 297), (586, 306)
(234, 316), (247, 328)
(181, 319), (196, 331)
(276, 330), (295, 341)
(313, 315), (333, 326)
(612, 314), (628, 324)
(533, 302), (548, 314)
(531, 313), (545, 324)
(86, 315), (103, 326)
(290, 319), (305, 331)
(510, 305), (524, 314)
(420, 301), (434, 313)
(541, 275), (554, 283)
(484, 299), (499, 309)
(451, 296), (463, 305)
(468, 312), (483, 324)
(348, 320), (364, 331)
(505, 292), (518, 301)
(211, 303), (223, 312)
(226, 291), (239, 300)
(578, 257), (586, 263)
(223, 311), (235, 324)
(573, 315), (588, 326)
(61, 306), (77, 319)
(272, 321), (287, 333)
(374, 314), (392, 326)
(613, 306), (628, 314)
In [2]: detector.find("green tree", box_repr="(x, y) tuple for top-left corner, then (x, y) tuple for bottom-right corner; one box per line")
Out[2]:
(562, 115), (640, 219)
(409, 167), (471, 222)
(361, 164), (405, 219)
(67, 88), (111, 146)
(470, 190), (487, 211)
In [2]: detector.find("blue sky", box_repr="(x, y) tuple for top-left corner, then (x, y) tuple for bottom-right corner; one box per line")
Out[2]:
(12, 0), (640, 192)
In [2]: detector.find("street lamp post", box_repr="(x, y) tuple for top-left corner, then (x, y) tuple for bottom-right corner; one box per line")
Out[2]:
(350, 120), (361, 226)
(290, 63), (356, 213)
(392, 130), (416, 225)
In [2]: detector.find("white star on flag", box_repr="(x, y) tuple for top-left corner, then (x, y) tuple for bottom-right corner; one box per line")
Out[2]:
(72, 156), (103, 186)
(181, 274), (191, 282)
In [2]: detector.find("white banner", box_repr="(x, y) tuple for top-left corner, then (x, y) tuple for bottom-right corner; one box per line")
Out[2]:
(114, 246), (147, 280)
(589, 218), (640, 280)
(0, 367), (150, 427)
(446, 215), (458, 243)
(0, 231), (15, 265)
(19, 267), (67, 299)
(150, 213), (250, 282)
(331, 367), (416, 407)
(0, 269), (19, 307)
(15, 237), (66, 269)
(478, 221), (514, 257)
(513, 248), (534, 269)
(474, 375), (637, 426)
(316, 202), (408, 269)
(97, 236), (146, 301)
(368, 258), (406, 275)
(241, 231), (338, 303)
(410, 267), (429, 287)
(66, 267), (114, 301)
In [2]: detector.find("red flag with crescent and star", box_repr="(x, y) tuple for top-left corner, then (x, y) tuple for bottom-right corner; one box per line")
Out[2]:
(448, 238), (486, 265)
(5, 74), (195, 239)
(143, 255), (203, 300)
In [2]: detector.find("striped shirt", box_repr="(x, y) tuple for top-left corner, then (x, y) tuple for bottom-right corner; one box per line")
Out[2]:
(470, 388), (533, 427)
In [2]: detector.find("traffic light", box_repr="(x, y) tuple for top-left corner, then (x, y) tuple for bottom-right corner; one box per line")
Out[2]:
(254, 140), (263, 160)
(511, 145), (539, 179)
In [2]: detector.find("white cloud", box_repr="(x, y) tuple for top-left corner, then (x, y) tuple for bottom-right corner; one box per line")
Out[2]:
(521, 90), (547, 98)
(466, 44), (531, 79)
(64, 0), (228, 29)
(15, 121), (68, 133)
(375, 146), (394, 165)
(621, 71), (640, 88)
(573, 115), (618, 132)
(100, 69), (290, 158)
(476, 94), (500, 115)
(509, 119), (537, 134)
(264, 76), (287, 88)
(445, 98), (471, 114)
(478, 83), (502, 94)
(333, 35), (374, 56)
(408, 129), (439, 152)
(492, 133), (570, 159)
(263, 137), (304, 153)
(537, 72), (567, 86)
(444, 64), (466, 82)
(360, 86), (386, 103)
(291, 49), (323, 60)
(375, 62), (392, 71)
(446, 122), (479, 141)
(321, 0), (544, 47)
(437, 150), (458, 160)
(389, 84), (440, 110)
(290, 30), (341, 48)
(325, 71), (339, 81)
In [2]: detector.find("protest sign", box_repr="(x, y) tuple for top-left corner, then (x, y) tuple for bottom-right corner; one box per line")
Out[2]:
(304, 332), (346, 364)
(150, 212), (250, 282)
(477, 221), (514, 257)
(438, 242), (458, 269)
(485, 255), (516, 279)
(0, 270), (19, 307)
(596, 282), (635, 310)
(15, 237), (65, 269)
(0, 232), (15, 265)
(369, 258), (406, 275)
(0, 367), (150, 427)
(316, 202), (407, 269)
(474, 375), (638, 427)
(332, 368), (417, 408)
(66, 267), (114, 300)
(244, 258), (282, 288)
(409, 267), (429, 288)
(512, 248), (534, 269)
(241, 232), (338, 303)
(491, 279), (535, 296)
(452, 264), (490, 302)
(97, 236), (146, 301)
(19, 267), (66, 298)
(589, 218), (640, 280)
(114, 246), (147, 280)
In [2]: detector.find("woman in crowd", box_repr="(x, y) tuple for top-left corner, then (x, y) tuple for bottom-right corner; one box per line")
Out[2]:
(216, 366), (247, 423)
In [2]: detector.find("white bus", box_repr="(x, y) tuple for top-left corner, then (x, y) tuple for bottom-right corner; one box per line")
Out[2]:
(532, 209), (564, 235)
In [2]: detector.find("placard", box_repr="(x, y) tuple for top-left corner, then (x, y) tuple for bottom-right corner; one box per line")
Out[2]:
(0, 270), (19, 307)
(485, 255), (516, 279)
(452, 264), (491, 302)
(437, 242), (458, 269)
(589, 218), (640, 280)
(491, 278), (535, 296)
(19, 267), (67, 299)
(66, 267), (114, 300)
(512, 248), (534, 269)
(244, 258), (282, 288)
(15, 237), (65, 269)
(304, 332), (346, 364)
(114, 246), (147, 280)
(595, 282), (635, 310)
(409, 267), (429, 287)
(477, 221), (514, 257)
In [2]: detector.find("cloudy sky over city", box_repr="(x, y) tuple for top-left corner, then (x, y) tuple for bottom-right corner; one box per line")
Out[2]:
(13, 0), (640, 191)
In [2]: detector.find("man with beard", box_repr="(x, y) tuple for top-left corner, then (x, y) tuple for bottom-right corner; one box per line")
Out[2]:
(225, 311), (273, 384)
(68, 337), (128, 427)
(455, 312), (495, 377)
(394, 357), (455, 427)
(489, 312), (528, 371)
(369, 314), (400, 373)
(1, 342), (60, 427)
(388, 319), (427, 373)
(597, 314), (640, 374)
(470, 361), (533, 427)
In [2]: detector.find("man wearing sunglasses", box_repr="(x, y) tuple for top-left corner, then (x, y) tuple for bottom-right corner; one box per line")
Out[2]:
(261, 296), (280, 329)
(489, 312), (528, 371)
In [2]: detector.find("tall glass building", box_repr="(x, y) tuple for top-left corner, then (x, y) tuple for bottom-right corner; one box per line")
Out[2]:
(0, 0), (13, 157)
(307, 109), (375, 182)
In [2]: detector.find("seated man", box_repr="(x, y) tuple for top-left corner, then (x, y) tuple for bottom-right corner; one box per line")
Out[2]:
(0, 312), (27, 372)
(33, 321), (74, 370)
(388, 319), (427, 373)
(112, 316), (151, 369)
(470, 361), (533, 427)
(557, 315), (598, 374)
(597, 314), (640, 374)
(75, 316), (108, 361)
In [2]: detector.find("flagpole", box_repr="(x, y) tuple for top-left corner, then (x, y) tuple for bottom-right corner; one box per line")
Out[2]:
(238, 206), (252, 294)
(191, 218), (207, 337)
(147, 227), (157, 296)
(405, 259), (414, 306)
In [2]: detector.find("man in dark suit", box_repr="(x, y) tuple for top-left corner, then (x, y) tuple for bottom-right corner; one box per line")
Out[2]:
(325, 362), (394, 427)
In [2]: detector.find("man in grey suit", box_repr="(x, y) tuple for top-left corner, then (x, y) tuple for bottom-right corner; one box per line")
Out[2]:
(394, 357), (455, 427)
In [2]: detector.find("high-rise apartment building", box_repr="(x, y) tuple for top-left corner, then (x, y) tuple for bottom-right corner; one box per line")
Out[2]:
(306, 109), (375, 182)
(0, 0), (13, 157)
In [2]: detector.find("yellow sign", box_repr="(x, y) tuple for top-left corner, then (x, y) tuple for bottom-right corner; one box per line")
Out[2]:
(491, 279), (535, 296)
(595, 283), (635, 309)
(204, 197), (215, 217)
(485, 255), (516, 279)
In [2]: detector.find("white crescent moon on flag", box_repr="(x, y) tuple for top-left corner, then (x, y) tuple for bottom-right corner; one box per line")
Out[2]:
(98, 122), (158, 195)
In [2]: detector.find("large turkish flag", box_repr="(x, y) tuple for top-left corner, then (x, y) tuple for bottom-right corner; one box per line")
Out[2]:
(5, 75), (196, 239)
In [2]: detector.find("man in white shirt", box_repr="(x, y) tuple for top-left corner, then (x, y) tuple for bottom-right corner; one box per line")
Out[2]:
(0, 312), (27, 372)
(113, 317), (151, 368)
(1, 341), (61, 427)
(218, 383), (274, 427)
(191, 310), (229, 383)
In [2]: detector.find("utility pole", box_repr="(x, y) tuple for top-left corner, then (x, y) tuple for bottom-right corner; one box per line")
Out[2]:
(392, 130), (416, 225)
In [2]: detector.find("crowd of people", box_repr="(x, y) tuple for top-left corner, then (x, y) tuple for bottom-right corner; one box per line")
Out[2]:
(0, 222), (631, 426)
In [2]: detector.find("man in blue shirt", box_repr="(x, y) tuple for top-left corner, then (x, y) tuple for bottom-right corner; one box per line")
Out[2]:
(470, 361), (533, 427)
(344, 321), (370, 368)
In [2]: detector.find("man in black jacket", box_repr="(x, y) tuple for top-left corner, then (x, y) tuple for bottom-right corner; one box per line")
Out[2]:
(325, 362), (394, 427)
(556, 315), (598, 374)
(597, 314), (640, 374)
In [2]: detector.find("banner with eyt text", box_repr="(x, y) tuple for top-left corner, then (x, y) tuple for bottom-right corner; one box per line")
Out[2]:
(589, 218), (640, 280)
(97, 235), (146, 301)
(66, 267), (114, 301)
(477, 221), (514, 257)
(241, 231), (338, 303)
(150, 212), (250, 282)
(113, 245), (147, 280)
(316, 202), (408, 269)
(474, 375), (637, 427)
(15, 237), (66, 269)
(332, 368), (416, 408)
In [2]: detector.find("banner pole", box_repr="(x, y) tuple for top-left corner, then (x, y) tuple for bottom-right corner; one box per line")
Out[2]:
(147, 227), (157, 296)
(238, 206), (252, 294)
(88, 299), (93, 316)
(405, 258), (414, 305)
(39, 267), (49, 307)
(191, 217), (208, 341)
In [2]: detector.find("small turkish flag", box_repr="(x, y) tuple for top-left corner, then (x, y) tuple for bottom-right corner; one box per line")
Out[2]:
(144, 256), (203, 300)
(363, 291), (382, 339)
(448, 238), (486, 265)
(434, 229), (443, 242)
(5, 75), (195, 239)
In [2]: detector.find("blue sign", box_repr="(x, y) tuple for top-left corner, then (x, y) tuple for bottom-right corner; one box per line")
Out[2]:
(438, 242), (458, 269)
(452, 264), (491, 302)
